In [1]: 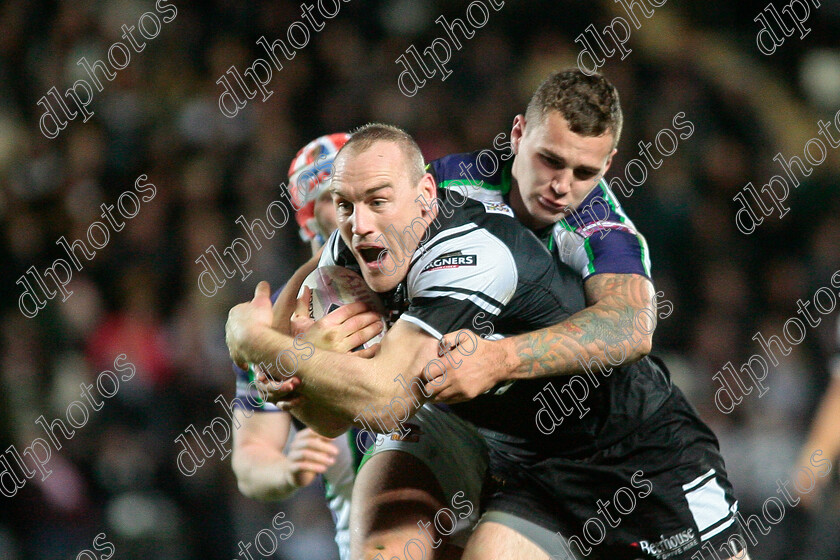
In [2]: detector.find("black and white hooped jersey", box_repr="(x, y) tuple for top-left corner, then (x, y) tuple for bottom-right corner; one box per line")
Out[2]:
(320, 188), (672, 455)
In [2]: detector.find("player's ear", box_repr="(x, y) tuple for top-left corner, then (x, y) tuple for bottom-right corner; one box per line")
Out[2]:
(602, 147), (617, 177)
(511, 114), (525, 153)
(417, 172), (436, 216)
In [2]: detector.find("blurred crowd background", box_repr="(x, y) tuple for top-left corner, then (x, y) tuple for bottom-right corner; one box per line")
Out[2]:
(1, 0), (839, 558)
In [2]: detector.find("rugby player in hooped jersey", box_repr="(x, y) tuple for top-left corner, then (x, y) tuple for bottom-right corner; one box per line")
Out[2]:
(231, 132), (487, 560)
(226, 123), (750, 560)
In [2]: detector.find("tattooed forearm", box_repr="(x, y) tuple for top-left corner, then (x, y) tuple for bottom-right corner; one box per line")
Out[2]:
(576, 305), (635, 345)
(509, 274), (657, 379)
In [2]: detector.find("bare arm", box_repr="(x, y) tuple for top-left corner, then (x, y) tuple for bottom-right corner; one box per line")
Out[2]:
(251, 322), (435, 436)
(231, 409), (294, 500)
(423, 274), (659, 402)
(506, 273), (656, 379)
(793, 370), (840, 506)
(232, 409), (340, 500)
(231, 282), (383, 495)
(799, 373), (840, 461)
(228, 283), (437, 436)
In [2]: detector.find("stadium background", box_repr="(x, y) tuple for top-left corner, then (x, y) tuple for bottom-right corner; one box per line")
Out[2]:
(0, 0), (838, 558)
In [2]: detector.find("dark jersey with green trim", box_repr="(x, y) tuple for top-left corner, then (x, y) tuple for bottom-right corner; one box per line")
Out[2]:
(428, 150), (651, 280)
(319, 188), (672, 455)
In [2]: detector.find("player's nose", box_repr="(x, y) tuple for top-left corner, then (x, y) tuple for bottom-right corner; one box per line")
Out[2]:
(550, 172), (572, 196)
(351, 205), (376, 236)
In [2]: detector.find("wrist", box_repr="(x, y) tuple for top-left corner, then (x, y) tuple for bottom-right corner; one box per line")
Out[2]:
(246, 323), (282, 365)
(496, 337), (521, 381)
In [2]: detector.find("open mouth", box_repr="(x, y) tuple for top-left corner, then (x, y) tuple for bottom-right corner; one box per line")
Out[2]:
(357, 246), (386, 264)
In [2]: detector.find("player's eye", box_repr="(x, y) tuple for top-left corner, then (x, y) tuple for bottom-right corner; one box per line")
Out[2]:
(370, 198), (387, 208)
(574, 168), (598, 181)
(539, 153), (563, 169)
(336, 200), (353, 213)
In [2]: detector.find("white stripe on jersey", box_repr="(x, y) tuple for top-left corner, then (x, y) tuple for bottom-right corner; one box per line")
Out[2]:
(410, 222), (479, 267)
(552, 227), (592, 278)
(681, 469), (737, 541)
(401, 314), (444, 339)
(578, 220), (636, 237)
(600, 180), (633, 223)
(408, 226), (517, 318)
(318, 230), (341, 267)
(418, 288), (503, 315)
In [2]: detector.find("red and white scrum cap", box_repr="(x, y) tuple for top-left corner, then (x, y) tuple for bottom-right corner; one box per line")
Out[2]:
(288, 132), (351, 241)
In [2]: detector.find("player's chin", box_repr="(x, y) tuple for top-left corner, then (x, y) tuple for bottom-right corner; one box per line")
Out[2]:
(364, 273), (400, 294)
(526, 199), (563, 225)
(360, 262), (401, 293)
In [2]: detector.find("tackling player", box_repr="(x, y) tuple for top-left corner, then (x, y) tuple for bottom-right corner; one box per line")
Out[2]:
(422, 71), (745, 560)
(424, 68), (662, 401)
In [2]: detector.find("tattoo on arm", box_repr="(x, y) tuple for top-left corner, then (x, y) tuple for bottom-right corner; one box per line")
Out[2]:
(511, 274), (657, 379)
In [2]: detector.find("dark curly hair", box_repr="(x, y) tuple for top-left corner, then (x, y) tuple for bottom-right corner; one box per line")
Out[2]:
(525, 69), (623, 147)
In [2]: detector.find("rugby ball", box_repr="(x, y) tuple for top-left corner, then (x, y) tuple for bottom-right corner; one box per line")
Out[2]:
(298, 266), (387, 348)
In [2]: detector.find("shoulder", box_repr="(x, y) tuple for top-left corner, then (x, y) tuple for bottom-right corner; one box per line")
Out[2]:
(429, 149), (512, 195)
(427, 151), (479, 185)
(426, 188), (524, 251)
(553, 181), (651, 278)
(408, 204), (519, 311)
(564, 180), (640, 232)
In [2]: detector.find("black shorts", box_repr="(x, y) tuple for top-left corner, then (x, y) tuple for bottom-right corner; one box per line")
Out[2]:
(479, 388), (747, 560)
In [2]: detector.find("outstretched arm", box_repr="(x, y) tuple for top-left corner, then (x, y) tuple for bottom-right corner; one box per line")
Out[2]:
(227, 282), (439, 437)
(425, 273), (659, 402)
(231, 284), (386, 497)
